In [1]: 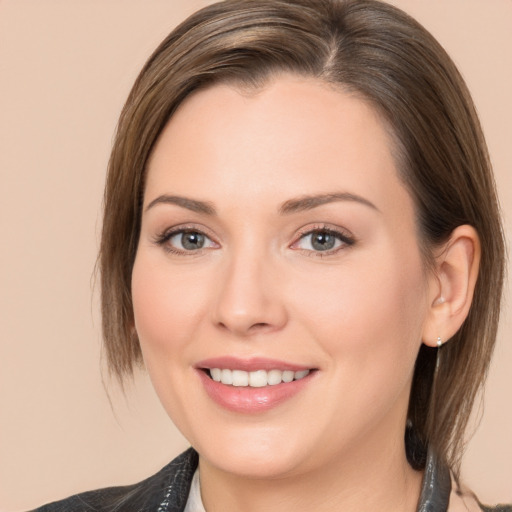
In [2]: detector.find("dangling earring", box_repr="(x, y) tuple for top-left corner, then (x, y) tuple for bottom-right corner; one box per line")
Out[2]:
(435, 336), (443, 371)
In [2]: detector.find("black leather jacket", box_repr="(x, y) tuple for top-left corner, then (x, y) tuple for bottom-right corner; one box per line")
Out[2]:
(31, 448), (510, 512)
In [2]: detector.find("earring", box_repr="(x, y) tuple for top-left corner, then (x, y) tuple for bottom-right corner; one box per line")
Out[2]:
(435, 336), (442, 371)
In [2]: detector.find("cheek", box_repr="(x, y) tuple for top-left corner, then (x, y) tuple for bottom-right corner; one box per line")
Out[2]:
(130, 253), (215, 434)
(131, 254), (209, 364)
(293, 248), (428, 382)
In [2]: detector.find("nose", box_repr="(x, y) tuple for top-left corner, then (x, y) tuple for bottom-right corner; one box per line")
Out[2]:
(212, 249), (288, 337)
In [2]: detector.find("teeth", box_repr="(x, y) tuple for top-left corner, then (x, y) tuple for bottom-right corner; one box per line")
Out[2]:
(221, 368), (233, 385)
(208, 368), (310, 387)
(249, 370), (267, 388)
(267, 369), (283, 386)
(282, 370), (294, 383)
(232, 370), (248, 387)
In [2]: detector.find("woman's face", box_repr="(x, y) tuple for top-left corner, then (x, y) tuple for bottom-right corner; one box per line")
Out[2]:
(132, 75), (435, 478)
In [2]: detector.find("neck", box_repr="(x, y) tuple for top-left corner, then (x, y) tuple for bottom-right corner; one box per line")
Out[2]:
(198, 434), (423, 512)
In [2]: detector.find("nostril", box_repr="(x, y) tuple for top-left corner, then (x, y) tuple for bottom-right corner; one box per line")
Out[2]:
(247, 322), (274, 333)
(215, 320), (273, 336)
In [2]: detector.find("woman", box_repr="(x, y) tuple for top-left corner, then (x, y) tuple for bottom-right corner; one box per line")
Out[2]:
(32, 0), (509, 511)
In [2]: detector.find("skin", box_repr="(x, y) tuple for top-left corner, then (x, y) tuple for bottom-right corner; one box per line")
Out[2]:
(131, 75), (474, 512)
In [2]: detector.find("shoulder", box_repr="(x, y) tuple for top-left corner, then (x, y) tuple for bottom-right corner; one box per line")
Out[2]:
(29, 448), (198, 512)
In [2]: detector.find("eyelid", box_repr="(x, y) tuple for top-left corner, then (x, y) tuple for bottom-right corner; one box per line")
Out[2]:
(151, 222), (354, 256)
(290, 224), (356, 255)
(152, 223), (220, 254)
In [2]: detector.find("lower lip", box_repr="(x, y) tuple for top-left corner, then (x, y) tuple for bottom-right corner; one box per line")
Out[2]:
(197, 370), (313, 413)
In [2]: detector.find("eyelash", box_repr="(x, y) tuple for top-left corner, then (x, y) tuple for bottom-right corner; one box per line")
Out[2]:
(153, 224), (355, 257)
(291, 224), (356, 257)
(153, 225), (217, 255)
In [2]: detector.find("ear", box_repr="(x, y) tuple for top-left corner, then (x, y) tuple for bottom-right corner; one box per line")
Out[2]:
(422, 225), (481, 347)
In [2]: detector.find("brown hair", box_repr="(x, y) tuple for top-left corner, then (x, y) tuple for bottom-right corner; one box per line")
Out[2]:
(99, 0), (505, 473)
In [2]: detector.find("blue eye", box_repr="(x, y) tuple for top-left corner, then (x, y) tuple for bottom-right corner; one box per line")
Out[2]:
(170, 231), (207, 250)
(157, 229), (217, 253)
(295, 229), (354, 253)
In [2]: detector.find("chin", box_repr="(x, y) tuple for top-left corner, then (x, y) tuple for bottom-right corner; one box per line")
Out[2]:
(202, 443), (308, 479)
(189, 421), (316, 479)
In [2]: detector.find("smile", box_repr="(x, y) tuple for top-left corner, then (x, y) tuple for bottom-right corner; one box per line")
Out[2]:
(196, 357), (316, 413)
(209, 368), (310, 387)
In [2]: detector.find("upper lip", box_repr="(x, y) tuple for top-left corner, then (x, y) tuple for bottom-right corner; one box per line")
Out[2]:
(196, 356), (313, 372)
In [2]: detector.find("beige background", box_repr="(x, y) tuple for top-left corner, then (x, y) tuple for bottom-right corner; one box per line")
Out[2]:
(0, 1), (510, 510)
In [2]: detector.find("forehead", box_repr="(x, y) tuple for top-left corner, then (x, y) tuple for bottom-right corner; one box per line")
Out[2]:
(145, 75), (412, 219)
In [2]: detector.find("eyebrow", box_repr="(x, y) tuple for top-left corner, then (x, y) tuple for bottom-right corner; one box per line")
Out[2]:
(279, 192), (379, 214)
(145, 195), (217, 215)
(144, 191), (378, 216)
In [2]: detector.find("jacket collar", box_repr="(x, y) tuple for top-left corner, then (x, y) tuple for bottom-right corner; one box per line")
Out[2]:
(157, 447), (451, 512)
(416, 447), (451, 511)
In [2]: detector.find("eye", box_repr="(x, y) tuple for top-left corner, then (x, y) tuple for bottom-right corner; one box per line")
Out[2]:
(170, 230), (209, 250)
(155, 228), (217, 254)
(293, 228), (354, 254)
